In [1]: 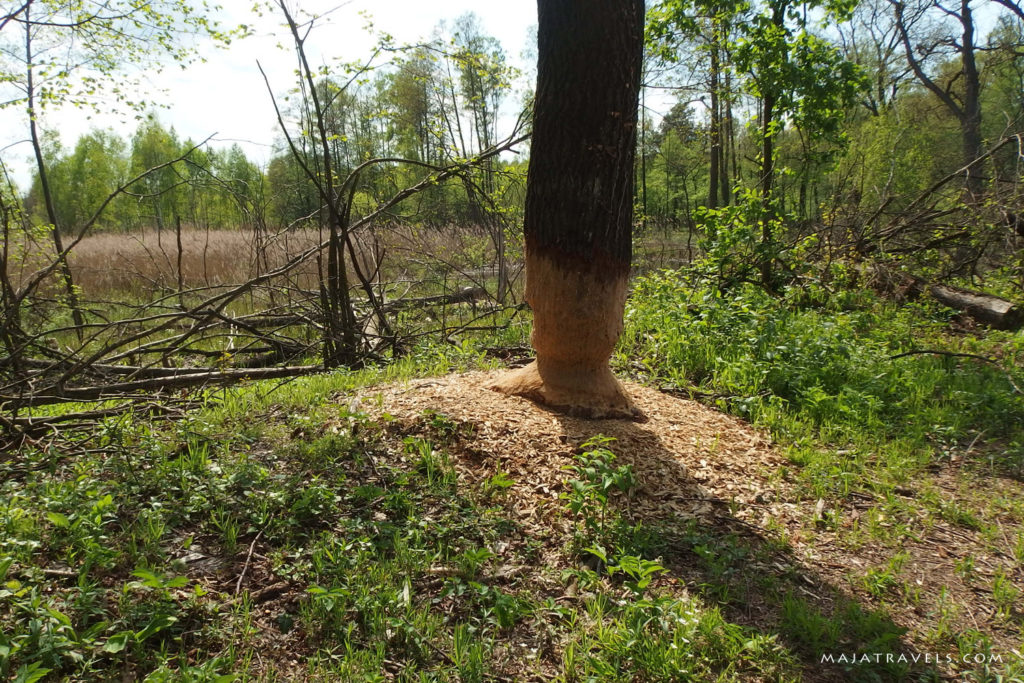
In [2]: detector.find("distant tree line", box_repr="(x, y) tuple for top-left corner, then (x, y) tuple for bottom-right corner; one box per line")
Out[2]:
(19, 12), (529, 237)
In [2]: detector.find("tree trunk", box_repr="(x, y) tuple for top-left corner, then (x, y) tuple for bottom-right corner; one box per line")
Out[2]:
(708, 29), (721, 210)
(759, 89), (777, 287)
(280, 3), (358, 368)
(959, 0), (984, 199)
(928, 283), (1022, 330)
(725, 69), (737, 203)
(488, 0), (644, 419)
(24, 7), (85, 339)
(894, 0), (985, 200)
(873, 265), (1022, 330)
(640, 84), (648, 231)
(758, 4), (786, 289)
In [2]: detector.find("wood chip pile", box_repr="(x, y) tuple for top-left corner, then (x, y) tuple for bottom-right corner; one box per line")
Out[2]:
(359, 371), (801, 535)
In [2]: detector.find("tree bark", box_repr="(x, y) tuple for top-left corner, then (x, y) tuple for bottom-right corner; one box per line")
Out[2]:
(488, 0), (644, 419)
(759, 88), (778, 287)
(756, 4), (786, 289)
(958, 0), (983, 198)
(893, 0), (985, 199)
(725, 69), (737, 203)
(708, 28), (721, 210)
(927, 283), (1022, 330)
(873, 265), (1023, 330)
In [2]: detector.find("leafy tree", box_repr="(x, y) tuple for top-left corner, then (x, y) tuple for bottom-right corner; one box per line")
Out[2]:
(387, 48), (442, 165)
(453, 13), (512, 160)
(213, 144), (264, 219)
(129, 117), (184, 234)
(982, 13), (1024, 136)
(265, 151), (319, 228)
(890, 0), (1024, 196)
(649, 0), (865, 286)
(652, 103), (709, 226)
(47, 129), (130, 232)
(836, 0), (914, 115)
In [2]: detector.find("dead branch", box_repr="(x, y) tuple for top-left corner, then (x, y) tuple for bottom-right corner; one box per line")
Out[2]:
(3, 365), (320, 409)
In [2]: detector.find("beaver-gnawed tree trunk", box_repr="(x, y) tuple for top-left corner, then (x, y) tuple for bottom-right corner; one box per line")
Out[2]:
(488, 0), (644, 419)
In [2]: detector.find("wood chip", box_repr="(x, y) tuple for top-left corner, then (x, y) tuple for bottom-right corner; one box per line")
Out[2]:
(357, 371), (796, 528)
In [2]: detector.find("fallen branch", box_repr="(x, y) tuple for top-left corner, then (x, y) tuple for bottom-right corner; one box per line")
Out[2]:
(926, 283), (1023, 330)
(872, 265), (1023, 331)
(380, 286), (489, 313)
(235, 529), (265, 595)
(862, 134), (1024, 250)
(3, 365), (322, 408)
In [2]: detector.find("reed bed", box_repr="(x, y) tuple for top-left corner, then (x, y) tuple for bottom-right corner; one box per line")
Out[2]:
(67, 227), (323, 295)
(7, 223), (517, 303)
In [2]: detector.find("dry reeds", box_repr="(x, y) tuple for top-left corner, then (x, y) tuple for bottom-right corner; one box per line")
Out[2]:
(5, 221), (521, 309)
(67, 227), (324, 295)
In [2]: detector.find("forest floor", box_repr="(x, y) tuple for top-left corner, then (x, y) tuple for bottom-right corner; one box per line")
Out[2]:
(3, 365), (1022, 681)
(3, 275), (1024, 681)
(345, 371), (1024, 681)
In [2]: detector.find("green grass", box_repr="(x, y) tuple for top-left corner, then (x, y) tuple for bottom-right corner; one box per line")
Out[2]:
(1, 389), (803, 681)
(4, 266), (1024, 681)
(619, 271), (1024, 494)
(617, 269), (1024, 681)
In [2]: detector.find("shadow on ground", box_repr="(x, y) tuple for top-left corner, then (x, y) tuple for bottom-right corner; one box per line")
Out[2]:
(550, 413), (944, 683)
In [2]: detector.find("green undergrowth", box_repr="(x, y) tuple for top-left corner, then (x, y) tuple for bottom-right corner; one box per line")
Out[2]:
(617, 269), (1024, 681)
(4, 269), (1024, 680)
(3, 391), (803, 681)
(620, 270), (1024, 496)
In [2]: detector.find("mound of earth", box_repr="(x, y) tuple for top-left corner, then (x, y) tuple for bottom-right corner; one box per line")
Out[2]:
(357, 370), (801, 535)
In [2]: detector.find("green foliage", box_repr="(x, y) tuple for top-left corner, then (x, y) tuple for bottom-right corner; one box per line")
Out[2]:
(692, 191), (815, 292)
(622, 269), (1024, 494)
(0, 0), (229, 116)
(564, 594), (795, 681)
(560, 437), (671, 600)
(0, 400), (523, 679)
(731, 2), (865, 143)
(3, 303), (1022, 680)
(42, 130), (130, 230)
(584, 545), (668, 595)
(23, 117), (266, 234)
(648, 0), (867, 224)
(562, 436), (637, 546)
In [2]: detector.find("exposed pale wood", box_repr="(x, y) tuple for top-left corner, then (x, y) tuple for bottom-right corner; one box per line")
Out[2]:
(872, 264), (1022, 330)
(926, 283), (1023, 330)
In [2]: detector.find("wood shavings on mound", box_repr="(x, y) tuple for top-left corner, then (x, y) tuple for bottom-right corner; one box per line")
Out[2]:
(357, 370), (801, 535)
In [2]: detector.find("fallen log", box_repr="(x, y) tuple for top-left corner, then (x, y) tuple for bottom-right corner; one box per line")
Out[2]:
(380, 286), (489, 313)
(871, 265), (1023, 330)
(2, 348), (309, 379)
(926, 283), (1023, 330)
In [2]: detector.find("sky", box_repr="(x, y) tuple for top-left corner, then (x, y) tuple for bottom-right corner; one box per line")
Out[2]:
(0, 0), (539, 188)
